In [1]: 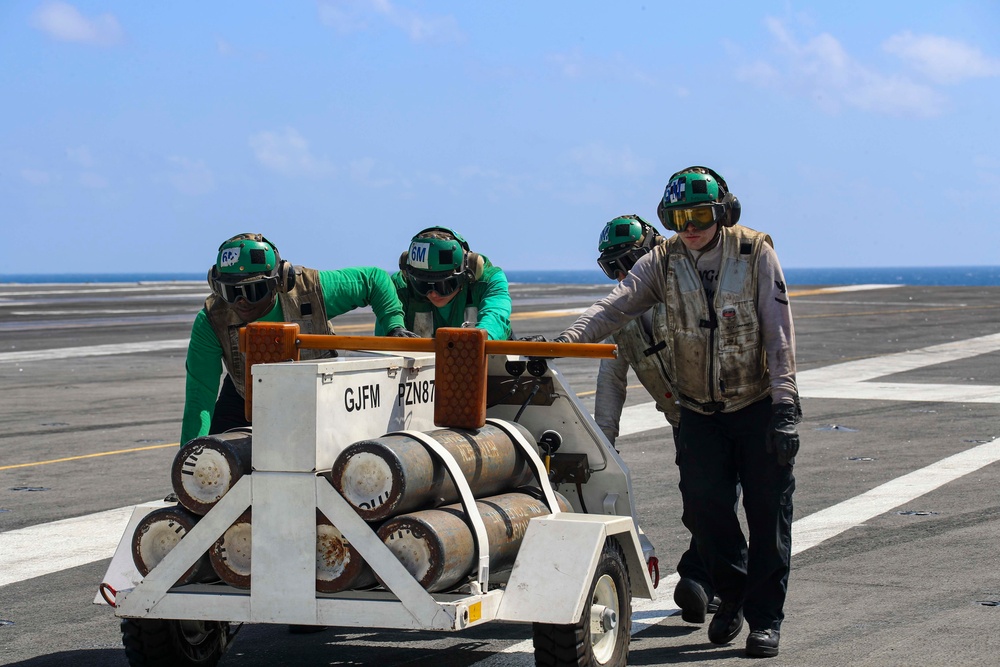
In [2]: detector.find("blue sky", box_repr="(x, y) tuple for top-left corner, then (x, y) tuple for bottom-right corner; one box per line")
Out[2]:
(2, 1), (999, 274)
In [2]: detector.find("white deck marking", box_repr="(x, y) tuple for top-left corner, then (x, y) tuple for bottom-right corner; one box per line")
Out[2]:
(0, 340), (188, 363)
(0, 506), (135, 587)
(798, 332), (1000, 403)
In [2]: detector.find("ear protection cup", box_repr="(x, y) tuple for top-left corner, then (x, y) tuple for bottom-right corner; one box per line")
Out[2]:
(207, 266), (219, 294)
(275, 259), (295, 293)
(465, 252), (484, 282)
(398, 251), (410, 274)
(723, 193), (741, 226)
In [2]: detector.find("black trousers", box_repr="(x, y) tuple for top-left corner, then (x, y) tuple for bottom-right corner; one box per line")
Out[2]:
(670, 426), (715, 594)
(210, 375), (251, 435)
(676, 397), (795, 632)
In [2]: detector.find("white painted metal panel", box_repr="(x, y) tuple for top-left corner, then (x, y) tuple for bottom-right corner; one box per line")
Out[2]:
(94, 501), (171, 605)
(252, 352), (437, 472)
(496, 516), (607, 624)
(142, 589), (251, 622)
(250, 472), (317, 624)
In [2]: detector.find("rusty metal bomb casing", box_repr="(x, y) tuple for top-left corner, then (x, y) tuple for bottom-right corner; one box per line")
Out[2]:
(377, 490), (572, 593)
(316, 509), (377, 593)
(208, 509), (252, 589)
(207, 509), (376, 593)
(327, 423), (538, 522)
(131, 505), (216, 586)
(171, 429), (253, 516)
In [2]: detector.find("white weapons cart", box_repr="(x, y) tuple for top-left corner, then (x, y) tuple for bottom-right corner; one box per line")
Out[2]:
(98, 325), (658, 667)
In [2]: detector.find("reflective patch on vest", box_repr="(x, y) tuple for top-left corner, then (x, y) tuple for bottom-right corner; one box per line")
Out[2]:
(414, 311), (434, 338)
(676, 261), (701, 294)
(720, 257), (749, 294)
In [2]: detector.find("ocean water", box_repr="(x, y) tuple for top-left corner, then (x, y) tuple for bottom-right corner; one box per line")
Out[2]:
(2, 266), (1000, 287)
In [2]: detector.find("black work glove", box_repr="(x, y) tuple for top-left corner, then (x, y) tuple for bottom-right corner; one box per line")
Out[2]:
(766, 400), (801, 466)
(517, 334), (547, 342)
(387, 327), (420, 338)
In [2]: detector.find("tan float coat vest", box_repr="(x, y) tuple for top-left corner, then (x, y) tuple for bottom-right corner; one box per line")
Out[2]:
(612, 306), (681, 426)
(205, 267), (334, 398)
(664, 225), (773, 414)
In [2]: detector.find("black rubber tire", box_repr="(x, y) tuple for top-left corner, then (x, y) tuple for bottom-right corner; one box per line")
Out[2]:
(532, 538), (632, 667)
(121, 618), (231, 667)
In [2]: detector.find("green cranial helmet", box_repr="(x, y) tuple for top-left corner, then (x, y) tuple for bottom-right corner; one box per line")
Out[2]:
(657, 166), (740, 232)
(404, 227), (470, 276)
(660, 168), (725, 209)
(596, 215), (659, 280)
(208, 233), (285, 305)
(402, 227), (470, 298)
(598, 215), (656, 253)
(215, 233), (279, 282)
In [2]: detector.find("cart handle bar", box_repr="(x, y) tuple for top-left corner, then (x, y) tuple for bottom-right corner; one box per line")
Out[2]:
(295, 334), (617, 360)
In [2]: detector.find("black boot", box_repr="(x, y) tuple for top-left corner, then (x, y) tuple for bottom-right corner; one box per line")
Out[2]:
(746, 628), (780, 657)
(707, 601), (744, 645)
(673, 577), (711, 624)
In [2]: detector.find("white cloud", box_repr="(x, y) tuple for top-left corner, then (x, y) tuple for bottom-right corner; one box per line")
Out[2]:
(736, 18), (946, 117)
(66, 146), (93, 167)
(31, 2), (123, 46)
(249, 127), (336, 178)
(79, 172), (107, 188)
(883, 31), (1000, 84)
(547, 49), (657, 86)
(21, 169), (52, 185)
(167, 156), (216, 195)
(317, 0), (462, 43)
(349, 157), (393, 187)
(569, 143), (653, 178)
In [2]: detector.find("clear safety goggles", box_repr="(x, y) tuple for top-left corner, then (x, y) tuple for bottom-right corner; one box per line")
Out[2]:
(215, 277), (276, 304)
(661, 203), (727, 232)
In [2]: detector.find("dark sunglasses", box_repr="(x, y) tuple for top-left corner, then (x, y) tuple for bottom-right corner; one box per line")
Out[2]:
(597, 247), (647, 280)
(409, 274), (462, 298)
(216, 278), (275, 304)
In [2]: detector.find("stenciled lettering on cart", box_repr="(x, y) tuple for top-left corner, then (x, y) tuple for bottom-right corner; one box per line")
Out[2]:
(344, 384), (380, 412)
(397, 379), (436, 406)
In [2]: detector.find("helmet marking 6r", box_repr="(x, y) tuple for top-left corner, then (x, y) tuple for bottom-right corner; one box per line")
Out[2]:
(207, 233), (295, 304)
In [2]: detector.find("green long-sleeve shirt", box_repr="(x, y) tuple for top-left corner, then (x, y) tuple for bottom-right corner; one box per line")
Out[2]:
(180, 266), (405, 445)
(374, 257), (512, 341)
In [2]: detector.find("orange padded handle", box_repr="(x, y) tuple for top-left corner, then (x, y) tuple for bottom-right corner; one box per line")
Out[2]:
(295, 334), (616, 359)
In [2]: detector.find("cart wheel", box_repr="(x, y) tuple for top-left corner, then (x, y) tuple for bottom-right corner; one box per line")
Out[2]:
(532, 538), (631, 667)
(121, 618), (232, 667)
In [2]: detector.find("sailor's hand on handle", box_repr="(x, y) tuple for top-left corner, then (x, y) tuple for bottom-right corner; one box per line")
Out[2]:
(387, 327), (420, 338)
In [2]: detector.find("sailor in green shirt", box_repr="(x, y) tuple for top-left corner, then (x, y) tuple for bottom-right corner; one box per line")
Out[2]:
(180, 233), (415, 446)
(375, 227), (512, 341)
